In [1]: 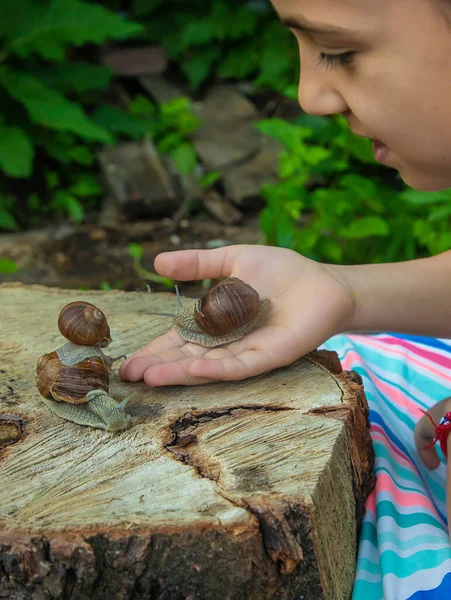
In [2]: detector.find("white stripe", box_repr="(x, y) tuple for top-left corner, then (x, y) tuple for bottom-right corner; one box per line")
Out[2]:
(382, 559), (451, 600)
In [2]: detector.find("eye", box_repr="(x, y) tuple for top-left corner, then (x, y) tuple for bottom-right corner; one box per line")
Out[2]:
(317, 51), (356, 69)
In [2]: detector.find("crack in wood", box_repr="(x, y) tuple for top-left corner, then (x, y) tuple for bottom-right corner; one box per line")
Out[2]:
(163, 407), (308, 576)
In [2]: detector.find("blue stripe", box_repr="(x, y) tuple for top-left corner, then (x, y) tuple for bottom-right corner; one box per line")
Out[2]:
(382, 333), (451, 354)
(406, 571), (451, 599)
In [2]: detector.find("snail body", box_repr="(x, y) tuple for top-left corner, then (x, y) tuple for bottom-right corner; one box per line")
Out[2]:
(41, 390), (132, 432)
(152, 278), (270, 347)
(36, 301), (131, 431)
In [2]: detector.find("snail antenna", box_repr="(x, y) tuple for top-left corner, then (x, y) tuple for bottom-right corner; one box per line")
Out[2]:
(175, 285), (183, 310)
(118, 392), (135, 409)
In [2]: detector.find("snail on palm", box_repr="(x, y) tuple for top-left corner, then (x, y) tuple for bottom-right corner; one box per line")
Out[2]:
(152, 277), (270, 347)
(36, 301), (132, 431)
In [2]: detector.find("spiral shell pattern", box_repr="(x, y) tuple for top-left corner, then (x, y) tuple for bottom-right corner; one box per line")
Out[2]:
(57, 301), (111, 346)
(193, 277), (261, 337)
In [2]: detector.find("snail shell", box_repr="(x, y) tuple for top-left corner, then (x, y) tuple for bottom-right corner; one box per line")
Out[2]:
(36, 352), (109, 404)
(58, 301), (111, 346)
(174, 278), (269, 347)
(36, 343), (131, 431)
(194, 277), (261, 336)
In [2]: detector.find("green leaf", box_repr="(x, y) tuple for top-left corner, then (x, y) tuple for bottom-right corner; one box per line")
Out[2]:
(0, 258), (18, 273)
(181, 20), (218, 48)
(169, 143), (197, 176)
(129, 95), (156, 117)
(317, 237), (343, 263)
(0, 210), (20, 231)
(428, 204), (451, 222)
(27, 194), (40, 210)
(129, 243), (143, 261)
(200, 171), (221, 189)
(0, 125), (34, 177)
(46, 171), (60, 190)
(255, 119), (311, 151)
(32, 62), (113, 94)
(181, 47), (221, 89)
(294, 114), (329, 136)
(92, 105), (154, 138)
(133, 0), (165, 16)
(68, 146), (96, 166)
(69, 174), (103, 197)
(5, 0), (144, 61)
(52, 190), (84, 222)
(1, 68), (113, 143)
(401, 189), (451, 205)
(158, 132), (184, 154)
(339, 216), (390, 239)
(218, 45), (258, 79)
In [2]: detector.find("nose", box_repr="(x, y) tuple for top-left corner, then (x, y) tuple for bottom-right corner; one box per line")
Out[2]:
(298, 65), (348, 117)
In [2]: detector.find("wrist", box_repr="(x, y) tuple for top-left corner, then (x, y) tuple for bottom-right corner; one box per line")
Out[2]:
(328, 250), (451, 336)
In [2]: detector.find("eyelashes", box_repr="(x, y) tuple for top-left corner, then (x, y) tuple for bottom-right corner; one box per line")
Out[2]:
(317, 51), (356, 69)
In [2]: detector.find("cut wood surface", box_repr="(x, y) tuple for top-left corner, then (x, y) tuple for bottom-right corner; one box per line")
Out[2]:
(0, 283), (375, 600)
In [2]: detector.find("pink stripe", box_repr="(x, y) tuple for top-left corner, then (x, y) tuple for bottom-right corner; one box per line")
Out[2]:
(371, 426), (413, 468)
(377, 335), (451, 370)
(365, 489), (377, 514)
(375, 472), (439, 515)
(342, 346), (436, 421)
(348, 336), (451, 384)
(367, 369), (422, 418)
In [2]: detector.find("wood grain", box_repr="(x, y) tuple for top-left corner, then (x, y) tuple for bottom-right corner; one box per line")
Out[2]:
(0, 283), (375, 600)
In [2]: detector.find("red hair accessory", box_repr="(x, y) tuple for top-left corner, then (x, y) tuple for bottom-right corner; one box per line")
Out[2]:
(421, 411), (451, 456)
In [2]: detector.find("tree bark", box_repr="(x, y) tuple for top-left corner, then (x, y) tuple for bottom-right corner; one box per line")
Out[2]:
(0, 283), (375, 600)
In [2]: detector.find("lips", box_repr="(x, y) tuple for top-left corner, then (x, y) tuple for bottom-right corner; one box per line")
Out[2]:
(372, 139), (389, 164)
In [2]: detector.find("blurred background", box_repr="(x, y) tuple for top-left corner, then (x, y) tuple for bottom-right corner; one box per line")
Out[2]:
(2, 0), (451, 295)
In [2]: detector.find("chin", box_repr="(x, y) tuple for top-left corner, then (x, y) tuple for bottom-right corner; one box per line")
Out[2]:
(398, 168), (451, 192)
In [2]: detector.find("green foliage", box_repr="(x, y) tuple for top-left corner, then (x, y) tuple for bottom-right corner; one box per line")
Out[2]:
(0, 258), (18, 274)
(257, 115), (451, 263)
(0, 0), (144, 228)
(128, 0), (299, 95)
(0, 0), (210, 231)
(128, 243), (174, 288)
(128, 96), (201, 176)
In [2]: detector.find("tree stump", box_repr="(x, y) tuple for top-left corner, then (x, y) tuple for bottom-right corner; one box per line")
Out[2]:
(0, 283), (375, 600)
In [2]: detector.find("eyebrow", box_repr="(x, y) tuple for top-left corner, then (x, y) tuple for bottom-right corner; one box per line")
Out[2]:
(279, 16), (355, 37)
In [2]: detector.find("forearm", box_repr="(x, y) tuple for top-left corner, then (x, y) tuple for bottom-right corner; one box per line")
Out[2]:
(332, 250), (451, 337)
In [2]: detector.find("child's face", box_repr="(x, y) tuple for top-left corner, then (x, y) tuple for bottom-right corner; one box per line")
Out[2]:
(272, 0), (451, 191)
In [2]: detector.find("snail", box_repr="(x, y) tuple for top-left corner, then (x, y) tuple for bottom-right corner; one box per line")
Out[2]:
(36, 301), (132, 431)
(57, 301), (112, 347)
(151, 277), (270, 347)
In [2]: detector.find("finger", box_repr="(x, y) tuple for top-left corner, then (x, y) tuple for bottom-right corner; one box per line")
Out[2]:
(119, 338), (207, 382)
(414, 423), (441, 470)
(138, 346), (244, 386)
(119, 329), (183, 373)
(154, 246), (245, 281)
(447, 437), (451, 542)
(414, 397), (451, 469)
(143, 360), (218, 386)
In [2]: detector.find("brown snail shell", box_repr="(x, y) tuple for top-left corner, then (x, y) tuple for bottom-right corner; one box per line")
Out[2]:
(36, 352), (109, 404)
(58, 301), (111, 346)
(194, 277), (261, 337)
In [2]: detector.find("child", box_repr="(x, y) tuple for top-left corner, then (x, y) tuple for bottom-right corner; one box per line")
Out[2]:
(120, 1), (451, 598)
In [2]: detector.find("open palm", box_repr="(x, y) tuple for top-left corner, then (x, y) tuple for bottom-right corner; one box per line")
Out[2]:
(119, 245), (355, 386)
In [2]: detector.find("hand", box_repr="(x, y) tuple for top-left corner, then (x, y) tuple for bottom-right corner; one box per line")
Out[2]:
(119, 244), (356, 386)
(414, 397), (451, 469)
